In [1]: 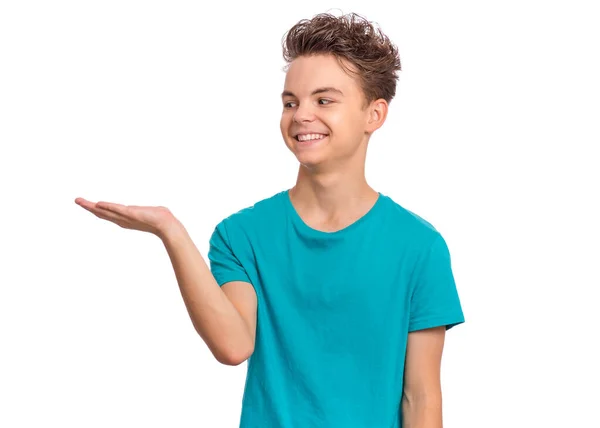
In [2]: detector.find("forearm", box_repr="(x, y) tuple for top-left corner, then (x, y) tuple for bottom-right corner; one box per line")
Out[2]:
(160, 220), (253, 365)
(401, 393), (443, 428)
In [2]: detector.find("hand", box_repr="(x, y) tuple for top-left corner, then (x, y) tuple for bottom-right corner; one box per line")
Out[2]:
(74, 197), (180, 239)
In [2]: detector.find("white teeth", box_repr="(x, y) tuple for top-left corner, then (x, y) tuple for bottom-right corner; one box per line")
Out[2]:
(297, 133), (327, 142)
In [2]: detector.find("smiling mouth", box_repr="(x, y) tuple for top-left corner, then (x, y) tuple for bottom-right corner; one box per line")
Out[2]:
(294, 134), (329, 142)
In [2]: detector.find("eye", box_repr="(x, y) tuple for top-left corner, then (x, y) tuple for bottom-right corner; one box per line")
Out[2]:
(318, 99), (332, 105)
(283, 101), (296, 108)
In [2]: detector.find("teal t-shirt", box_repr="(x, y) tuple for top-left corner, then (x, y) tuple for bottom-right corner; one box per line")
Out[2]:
(208, 189), (464, 428)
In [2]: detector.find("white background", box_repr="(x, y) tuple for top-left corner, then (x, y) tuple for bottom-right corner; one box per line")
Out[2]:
(1, 0), (598, 427)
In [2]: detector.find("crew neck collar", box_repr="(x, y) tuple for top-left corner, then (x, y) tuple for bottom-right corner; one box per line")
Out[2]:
(283, 189), (384, 238)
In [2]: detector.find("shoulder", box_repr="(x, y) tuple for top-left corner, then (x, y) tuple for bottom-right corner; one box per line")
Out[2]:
(214, 189), (287, 233)
(379, 193), (443, 247)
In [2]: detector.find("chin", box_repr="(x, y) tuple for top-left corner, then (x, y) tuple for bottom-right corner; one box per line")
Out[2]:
(294, 149), (329, 168)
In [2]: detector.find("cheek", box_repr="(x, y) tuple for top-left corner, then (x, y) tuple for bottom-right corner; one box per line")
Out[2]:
(328, 111), (357, 136)
(280, 114), (289, 133)
(329, 116), (366, 147)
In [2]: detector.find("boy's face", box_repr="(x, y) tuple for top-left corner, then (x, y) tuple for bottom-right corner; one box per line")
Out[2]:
(280, 54), (386, 169)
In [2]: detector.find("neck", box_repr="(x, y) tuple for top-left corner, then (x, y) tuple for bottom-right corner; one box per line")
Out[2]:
(289, 148), (378, 218)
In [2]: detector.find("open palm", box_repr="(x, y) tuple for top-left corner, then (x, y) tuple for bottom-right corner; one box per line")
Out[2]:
(74, 197), (176, 237)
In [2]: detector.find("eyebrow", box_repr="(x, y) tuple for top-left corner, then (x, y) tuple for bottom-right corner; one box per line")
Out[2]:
(281, 87), (344, 98)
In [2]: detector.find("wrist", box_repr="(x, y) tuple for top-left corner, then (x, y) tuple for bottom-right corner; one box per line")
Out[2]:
(158, 217), (186, 243)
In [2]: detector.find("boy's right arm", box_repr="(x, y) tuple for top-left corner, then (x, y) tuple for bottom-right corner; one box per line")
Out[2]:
(160, 220), (257, 366)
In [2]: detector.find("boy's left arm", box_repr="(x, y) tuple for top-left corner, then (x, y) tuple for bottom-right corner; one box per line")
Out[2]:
(402, 326), (446, 428)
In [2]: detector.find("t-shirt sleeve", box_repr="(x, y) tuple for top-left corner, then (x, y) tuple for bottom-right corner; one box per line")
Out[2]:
(408, 233), (465, 332)
(207, 220), (252, 287)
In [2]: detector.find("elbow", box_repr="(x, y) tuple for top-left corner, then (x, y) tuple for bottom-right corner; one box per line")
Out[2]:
(401, 389), (442, 423)
(217, 344), (254, 366)
(402, 389), (442, 408)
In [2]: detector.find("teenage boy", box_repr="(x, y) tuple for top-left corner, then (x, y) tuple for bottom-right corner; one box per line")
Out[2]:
(76, 12), (464, 428)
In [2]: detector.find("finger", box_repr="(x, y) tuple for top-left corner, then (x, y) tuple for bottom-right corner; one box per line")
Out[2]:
(80, 202), (131, 225)
(93, 207), (128, 223)
(96, 201), (130, 216)
(76, 198), (111, 212)
(75, 197), (93, 207)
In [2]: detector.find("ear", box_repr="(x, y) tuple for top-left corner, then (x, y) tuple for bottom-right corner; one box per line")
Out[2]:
(365, 98), (388, 134)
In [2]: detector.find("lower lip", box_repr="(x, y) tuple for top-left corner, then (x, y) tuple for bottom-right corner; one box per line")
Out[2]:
(295, 136), (328, 147)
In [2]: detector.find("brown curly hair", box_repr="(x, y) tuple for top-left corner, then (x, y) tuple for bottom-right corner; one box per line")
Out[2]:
(281, 12), (402, 109)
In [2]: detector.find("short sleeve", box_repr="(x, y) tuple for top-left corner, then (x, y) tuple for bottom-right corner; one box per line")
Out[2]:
(408, 233), (465, 332)
(207, 220), (252, 287)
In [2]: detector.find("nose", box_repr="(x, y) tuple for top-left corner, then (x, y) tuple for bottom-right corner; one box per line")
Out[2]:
(293, 103), (315, 123)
